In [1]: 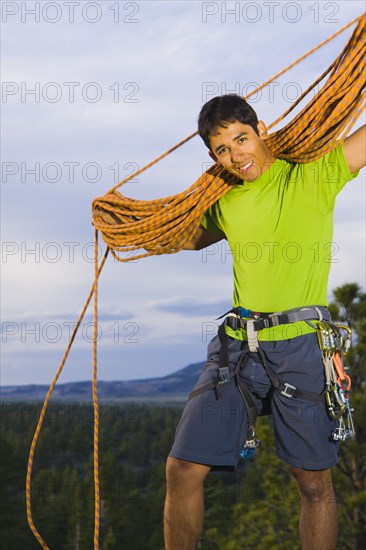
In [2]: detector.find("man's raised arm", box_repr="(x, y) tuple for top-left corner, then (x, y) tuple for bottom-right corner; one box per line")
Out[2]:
(93, 208), (225, 251)
(343, 125), (366, 174)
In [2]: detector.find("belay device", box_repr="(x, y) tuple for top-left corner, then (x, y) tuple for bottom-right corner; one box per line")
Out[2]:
(241, 428), (262, 460)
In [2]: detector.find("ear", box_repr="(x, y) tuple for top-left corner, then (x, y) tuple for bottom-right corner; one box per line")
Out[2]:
(257, 120), (268, 139)
(209, 150), (217, 162)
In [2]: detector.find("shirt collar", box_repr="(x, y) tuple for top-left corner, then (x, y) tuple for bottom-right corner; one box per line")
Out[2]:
(242, 158), (284, 189)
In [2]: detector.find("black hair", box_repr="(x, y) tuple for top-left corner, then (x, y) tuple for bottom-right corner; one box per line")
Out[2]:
(198, 94), (259, 150)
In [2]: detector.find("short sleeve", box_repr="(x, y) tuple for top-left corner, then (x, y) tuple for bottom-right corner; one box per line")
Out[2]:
(326, 142), (360, 195)
(298, 143), (360, 212)
(200, 204), (224, 234)
(321, 142), (359, 192)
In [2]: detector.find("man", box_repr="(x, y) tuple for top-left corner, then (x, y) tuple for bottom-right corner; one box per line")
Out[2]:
(164, 94), (365, 550)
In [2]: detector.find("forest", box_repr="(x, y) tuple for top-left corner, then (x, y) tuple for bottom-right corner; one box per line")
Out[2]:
(1, 284), (365, 549)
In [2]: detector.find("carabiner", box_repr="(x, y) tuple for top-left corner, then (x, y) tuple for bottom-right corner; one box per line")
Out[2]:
(336, 324), (352, 355)
(333, 352), (351, 390)
(326, 387), (345, 420)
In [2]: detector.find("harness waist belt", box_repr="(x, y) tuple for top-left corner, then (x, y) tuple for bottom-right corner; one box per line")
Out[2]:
(226, 305), (330, 332)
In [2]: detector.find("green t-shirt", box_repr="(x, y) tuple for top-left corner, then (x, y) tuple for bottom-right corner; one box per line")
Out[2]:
(201, 143), (359, 341)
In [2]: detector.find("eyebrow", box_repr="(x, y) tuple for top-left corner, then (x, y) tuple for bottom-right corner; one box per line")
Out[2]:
(214, 132), (249, 154)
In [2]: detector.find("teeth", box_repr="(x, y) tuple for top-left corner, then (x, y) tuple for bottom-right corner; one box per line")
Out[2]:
(243, 161), (252, 169)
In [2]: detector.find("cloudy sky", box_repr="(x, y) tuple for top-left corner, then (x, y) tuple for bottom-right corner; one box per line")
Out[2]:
(1, 0), (365, 386)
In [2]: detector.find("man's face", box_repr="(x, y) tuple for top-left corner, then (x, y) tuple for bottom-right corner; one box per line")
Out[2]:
(209, 121), (275, 181)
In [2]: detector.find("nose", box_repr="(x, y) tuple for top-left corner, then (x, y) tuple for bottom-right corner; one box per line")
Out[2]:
(230, 146), (242, 164)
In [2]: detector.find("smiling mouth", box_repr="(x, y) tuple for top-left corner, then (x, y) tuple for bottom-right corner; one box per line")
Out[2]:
(237, 160), (253, 174)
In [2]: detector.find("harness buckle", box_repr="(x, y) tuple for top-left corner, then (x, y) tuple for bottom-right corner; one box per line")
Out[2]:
(217, 367), (231, 385)
(269, 313), (281, 326)
(261, 318), (270, 329)
(225, 314), (243, 331)
(280, 382), (297, 398)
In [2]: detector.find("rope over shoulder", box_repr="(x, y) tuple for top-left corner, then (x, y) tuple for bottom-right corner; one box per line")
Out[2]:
(26, 14), (365, 550)
(93, 13), (365, 262)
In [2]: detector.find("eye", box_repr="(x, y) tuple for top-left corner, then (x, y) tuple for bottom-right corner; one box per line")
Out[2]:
(238, 137), (247, 143)
(217, 147), (227, 155)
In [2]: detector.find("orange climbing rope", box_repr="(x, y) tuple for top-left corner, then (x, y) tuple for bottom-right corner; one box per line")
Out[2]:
(26, 14), (365, 549)
(93, 14), (365, 262)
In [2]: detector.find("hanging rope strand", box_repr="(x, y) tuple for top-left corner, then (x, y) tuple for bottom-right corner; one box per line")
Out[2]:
(25, 248), (109, 550)
(93, 230), (101, 549)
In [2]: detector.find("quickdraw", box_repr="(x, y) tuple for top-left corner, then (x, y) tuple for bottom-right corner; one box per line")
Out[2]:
(316, 321), (355, 441)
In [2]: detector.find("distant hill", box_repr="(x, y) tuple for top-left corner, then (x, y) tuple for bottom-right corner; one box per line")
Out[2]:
(0, 362), (205, 402)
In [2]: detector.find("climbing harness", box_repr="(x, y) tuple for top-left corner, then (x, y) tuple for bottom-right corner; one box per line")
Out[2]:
(189, 305), (345, 460)
(25, 14), (365, 549)
(237, 310), (356, 443)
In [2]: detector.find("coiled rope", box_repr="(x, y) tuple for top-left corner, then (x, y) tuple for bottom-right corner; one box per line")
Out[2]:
(26, 14), (365, 549)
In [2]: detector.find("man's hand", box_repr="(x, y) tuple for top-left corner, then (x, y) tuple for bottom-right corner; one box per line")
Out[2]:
(183, 225), (225, 250)
(343, 125), (366, 174)
(92, 208), (121, 225)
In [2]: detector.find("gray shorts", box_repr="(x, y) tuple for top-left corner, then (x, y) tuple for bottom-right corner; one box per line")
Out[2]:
(169, 332), (338, 470)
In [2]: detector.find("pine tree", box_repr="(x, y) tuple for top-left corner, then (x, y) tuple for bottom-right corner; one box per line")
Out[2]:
(328, 284), (366, 550)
